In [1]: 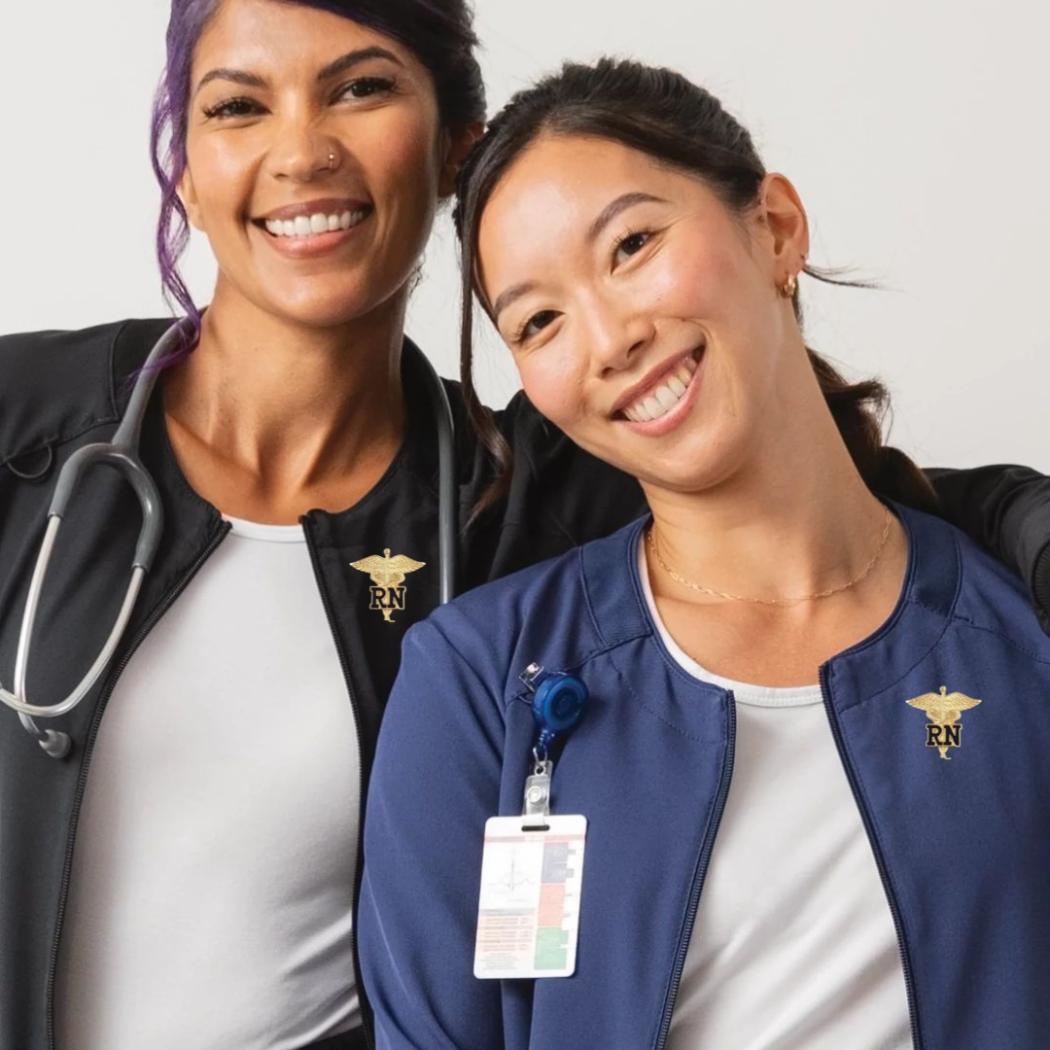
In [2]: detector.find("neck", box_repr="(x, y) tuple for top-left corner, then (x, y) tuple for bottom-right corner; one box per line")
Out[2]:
(645, 388), (896, 605)
(163, 281), (407, 503)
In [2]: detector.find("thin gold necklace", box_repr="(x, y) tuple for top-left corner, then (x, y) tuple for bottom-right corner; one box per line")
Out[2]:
(646, 512), (894, 606)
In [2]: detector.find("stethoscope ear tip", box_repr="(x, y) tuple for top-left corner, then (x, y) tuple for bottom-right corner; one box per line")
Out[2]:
(39, 730), (72, 760)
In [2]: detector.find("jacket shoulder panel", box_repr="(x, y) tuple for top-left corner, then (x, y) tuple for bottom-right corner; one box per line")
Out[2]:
(0, 319), (130, 465)
(417, 536), (625, 710)
(951, 523), (1050, 662)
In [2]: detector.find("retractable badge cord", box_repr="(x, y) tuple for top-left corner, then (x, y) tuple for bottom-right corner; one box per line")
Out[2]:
(521, 664), (588, 827)
(474, 664), (590, 981)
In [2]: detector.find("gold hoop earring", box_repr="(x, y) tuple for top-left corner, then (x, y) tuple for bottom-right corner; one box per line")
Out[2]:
(780, 273), (798, 298)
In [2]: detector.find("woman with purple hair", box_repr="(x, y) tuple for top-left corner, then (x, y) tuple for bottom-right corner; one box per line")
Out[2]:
(0, 3), (1048, 1049)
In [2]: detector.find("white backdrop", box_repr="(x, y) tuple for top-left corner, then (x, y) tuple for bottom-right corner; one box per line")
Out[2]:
(1, 1), (1046, 470)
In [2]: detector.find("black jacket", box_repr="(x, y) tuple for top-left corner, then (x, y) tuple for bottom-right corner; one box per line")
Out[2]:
(2, 318), (1049, 1050)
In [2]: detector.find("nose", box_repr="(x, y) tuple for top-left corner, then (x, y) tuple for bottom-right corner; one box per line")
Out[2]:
(266, 113), (341, 183)
(583, 296), (654, 377)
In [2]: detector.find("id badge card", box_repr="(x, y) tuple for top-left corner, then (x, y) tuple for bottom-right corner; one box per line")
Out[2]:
(473, 814), (587, 979)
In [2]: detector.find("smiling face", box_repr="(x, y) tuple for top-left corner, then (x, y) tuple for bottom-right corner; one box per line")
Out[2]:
(180, 0), (470, 328)
(477, 133), (811, 495)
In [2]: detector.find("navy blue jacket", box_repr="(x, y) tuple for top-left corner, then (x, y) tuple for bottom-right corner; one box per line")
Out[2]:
(360, 504), (1050, 1050)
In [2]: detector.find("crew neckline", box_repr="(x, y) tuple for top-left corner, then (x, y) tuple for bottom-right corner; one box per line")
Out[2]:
(223, 515), (306, 543)
(636, 534), (823, 708)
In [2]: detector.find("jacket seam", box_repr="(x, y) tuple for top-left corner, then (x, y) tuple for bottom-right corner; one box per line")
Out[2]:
(106, 318), (132, 419)
(2, 418), (120, 470)
(505, 632), (648, 706)
(1031, 538), (1050, 618)
(2, 320), (129, 466)
(606, 645), (712, 743)
(425, 619), (511, 728)
(829, 525), (965, 715)
(830, 600), (954, 715)
(580, 545), (608, 646)
(947, 615), (1050, 666)
(506, 632), (711, 744)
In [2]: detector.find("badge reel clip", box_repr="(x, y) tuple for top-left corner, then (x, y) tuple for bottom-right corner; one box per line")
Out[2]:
(518, 663), (588, 829)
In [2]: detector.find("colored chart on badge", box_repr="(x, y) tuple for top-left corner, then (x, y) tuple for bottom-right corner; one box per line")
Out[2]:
(474, 814), (587, 979)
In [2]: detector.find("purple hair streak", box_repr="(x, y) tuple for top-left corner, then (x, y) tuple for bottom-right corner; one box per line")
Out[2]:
(149, 0), (485, 361)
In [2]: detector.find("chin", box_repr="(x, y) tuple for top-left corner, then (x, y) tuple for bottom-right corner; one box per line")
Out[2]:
(603, 425), (751, 496)
(271, 279), (407, 330)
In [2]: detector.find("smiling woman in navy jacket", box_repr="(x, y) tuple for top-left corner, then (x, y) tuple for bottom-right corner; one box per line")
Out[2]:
(359, 59), (1050, 1049)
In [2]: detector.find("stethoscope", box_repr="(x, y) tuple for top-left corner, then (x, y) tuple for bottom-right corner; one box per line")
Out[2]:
(0, 318), (458, 761)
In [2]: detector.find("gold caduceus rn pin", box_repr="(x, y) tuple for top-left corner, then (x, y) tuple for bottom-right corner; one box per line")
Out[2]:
(349, 548), (427, 624)
(905, 685), (982, 760)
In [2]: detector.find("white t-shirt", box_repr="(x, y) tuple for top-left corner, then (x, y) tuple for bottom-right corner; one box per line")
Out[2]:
(638, 539), (912, 1050)
(56, 516), (361, 1050)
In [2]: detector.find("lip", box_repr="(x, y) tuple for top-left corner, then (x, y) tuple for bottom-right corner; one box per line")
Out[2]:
(254, 197), (372, 222)
(610, 345), (704, 417)
(253, 217), (371, 260)
(619, 345), (707, 438)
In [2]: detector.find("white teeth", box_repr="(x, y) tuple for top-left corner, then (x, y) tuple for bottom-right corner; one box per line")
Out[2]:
(624, 350), (703, 424)
(263, 209), (368, 238)
(655, 386), (678, 410)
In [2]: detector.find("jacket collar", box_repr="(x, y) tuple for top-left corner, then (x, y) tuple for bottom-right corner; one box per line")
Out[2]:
(581, 502), (962, 704)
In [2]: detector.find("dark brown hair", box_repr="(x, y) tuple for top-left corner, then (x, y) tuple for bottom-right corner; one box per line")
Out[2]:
(453, 57), (938, 515)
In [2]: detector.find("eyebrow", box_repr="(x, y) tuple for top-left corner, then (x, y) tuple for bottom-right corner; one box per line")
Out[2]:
(586, 191), (667, 243)
(490, 192), (668, 323)
(491, 281), (538, 324)
(317, 46), (404, 82)
(195, 46), (404, 97)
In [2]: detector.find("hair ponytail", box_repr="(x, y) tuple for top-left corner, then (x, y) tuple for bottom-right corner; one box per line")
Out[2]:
(806, 349), (938, 510)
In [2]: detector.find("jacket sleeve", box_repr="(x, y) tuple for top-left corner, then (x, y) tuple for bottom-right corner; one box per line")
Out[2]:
(926, 465), (1050, 632)
(359, 617), (507, 1050)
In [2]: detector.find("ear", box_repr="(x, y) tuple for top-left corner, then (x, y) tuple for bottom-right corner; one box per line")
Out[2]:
(756, 172), (809, 277)
(178, 166), (204, 231)
(438, 121), (484, 199)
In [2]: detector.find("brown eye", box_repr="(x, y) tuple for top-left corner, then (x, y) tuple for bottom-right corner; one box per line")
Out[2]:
(338, 77), (396, 101)
(203, 97), (262, 120)
(518, 310), (559, 342)
(614, 230), (652, 264)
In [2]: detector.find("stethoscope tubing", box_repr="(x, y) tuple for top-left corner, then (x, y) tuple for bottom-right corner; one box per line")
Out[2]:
(418, 350), (458, 605)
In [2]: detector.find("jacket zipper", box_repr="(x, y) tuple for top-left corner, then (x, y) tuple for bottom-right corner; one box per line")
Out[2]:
(45, 521), (231, 1050)
(820, 665), (922, 1050)
(301, 518), (371, 1050)
(653, 693), (737, 1050)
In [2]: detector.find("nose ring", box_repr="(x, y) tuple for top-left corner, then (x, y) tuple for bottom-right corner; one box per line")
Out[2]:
(327, 150), (337, 170)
